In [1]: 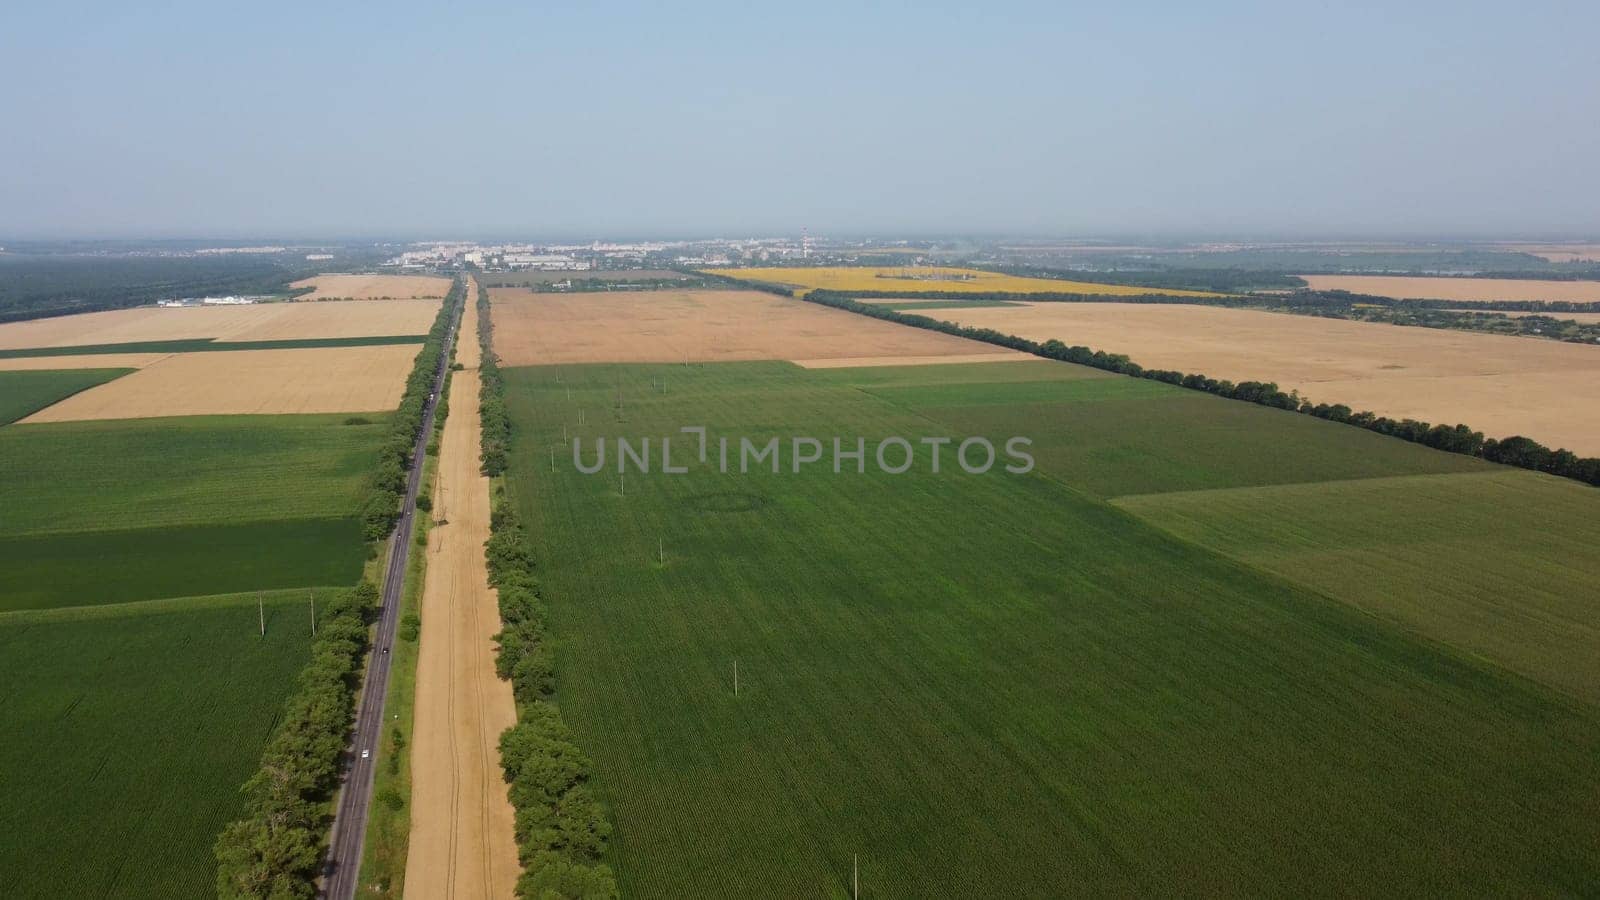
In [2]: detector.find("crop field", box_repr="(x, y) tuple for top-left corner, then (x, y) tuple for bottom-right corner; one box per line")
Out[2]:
(1115, 469), (1600, 705)
(0, 368), (131, 424)
(498, 357), (1600, 896)
(0, 517), (365, 612)
(703, 265), (1225, 297)
(0, 592), (313, 899)
(290, 273), (452, 301)
(21, 344), (421, 422)
(488, 288), (1019, 366)
(1298, 274), (1600, 303)
(0, 413), (386, 534)
(0, 298), (441, 349)
(926, 301), (1600, 454)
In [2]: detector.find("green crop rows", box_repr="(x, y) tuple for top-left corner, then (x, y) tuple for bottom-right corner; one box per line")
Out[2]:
(0, 368), (132, 425)
(0, 592), (315, 898)
(500, 359), (1600, 896)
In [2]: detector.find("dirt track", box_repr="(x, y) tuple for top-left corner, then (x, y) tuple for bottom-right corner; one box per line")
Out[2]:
(404, 280), (520, 899)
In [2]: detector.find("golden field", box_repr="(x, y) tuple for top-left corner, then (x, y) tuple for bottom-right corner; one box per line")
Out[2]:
(20, 345), (421, 422)
(1299, 275), (1600, 304)
(0, 299), (441, 350)
(290, 273), (452, 301)
(931, 302), (1600, 454)
(703, 266), (1224, 298)
(488, 289), (1021, 367)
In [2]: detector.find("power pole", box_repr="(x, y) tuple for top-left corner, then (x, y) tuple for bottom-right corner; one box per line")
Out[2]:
(853, 855), (859, 900)
(734, 659), (738, 696)
(258, 594), (265, 637)
(658, 538), (664, 564)
(310, 590), (316, 637)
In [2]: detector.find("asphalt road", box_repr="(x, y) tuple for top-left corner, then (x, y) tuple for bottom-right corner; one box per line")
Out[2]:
(322, 286), (463, 900)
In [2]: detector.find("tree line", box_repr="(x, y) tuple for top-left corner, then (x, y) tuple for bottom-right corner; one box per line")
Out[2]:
(213, 581), (379, 898)
(0, 254), (318, 323)
(799, 290), (1600, 488)
(476, 273), (619, 898)
(359, 280), (465, 541)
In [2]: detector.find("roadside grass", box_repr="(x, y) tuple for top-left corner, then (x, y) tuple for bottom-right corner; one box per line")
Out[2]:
(0, 334), (427, 359)
(0, 367), (132, 424)
(0, 413), (391, 536)
(0, 590), (317, 899)
(0, 517), (367, 612)
(500, 360), (1600, 897)
(1114, 468), (1600, 705)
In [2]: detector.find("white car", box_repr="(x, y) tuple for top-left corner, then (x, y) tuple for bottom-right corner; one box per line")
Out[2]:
(361, 749), (371, 760)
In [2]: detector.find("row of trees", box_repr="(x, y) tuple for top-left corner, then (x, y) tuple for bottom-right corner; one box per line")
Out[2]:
(360, 279), (465, 540)
(800, 290), (1600, 487)
(477, 274), (619, 898)
(213, 582), (379, 898)
(478, 283), (511, 476)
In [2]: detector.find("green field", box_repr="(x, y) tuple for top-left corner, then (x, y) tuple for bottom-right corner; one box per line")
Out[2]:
(0, 334), (426, 359)
(1115, 469), (1600, 705)
(0, 368), (131, 425)
(0, 517), (366, 612)
(0, 592), (315, 898)
(0, 413), (389, 535)
(825, 359), (1489, 496)
(502, 360), (1600, 896)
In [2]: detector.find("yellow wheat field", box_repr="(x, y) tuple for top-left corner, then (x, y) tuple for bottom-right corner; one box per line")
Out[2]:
(0, 300), (441, 350)
(290, 274), (452, 301)
(702, 266), (1224, 298)
(21, 345), (421, 422)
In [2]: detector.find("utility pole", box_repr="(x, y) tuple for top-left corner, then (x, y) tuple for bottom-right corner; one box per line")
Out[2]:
(658, 538), (664, 564)
(258, 594), (265, 637)
(734, 659), (739, 696)
(853, 855), (859, 900)
(310, 590), (316, 637)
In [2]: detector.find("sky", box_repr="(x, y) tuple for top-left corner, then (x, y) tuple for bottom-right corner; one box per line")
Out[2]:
(2, 0), (1598, 240)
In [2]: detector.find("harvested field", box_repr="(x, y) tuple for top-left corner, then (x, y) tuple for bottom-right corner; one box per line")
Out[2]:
(704, 265), (1223, 297)
(1300, 274), (1600, 303)
(489, 289), (1009, 366)
(405, 300), (520, 898)
(1501, 244), (1600, 263)
(932, 302), (1600, 454)
(290, 273), (451, 301)
(21, 345), (420, 422)
(0, 299), (441, 349)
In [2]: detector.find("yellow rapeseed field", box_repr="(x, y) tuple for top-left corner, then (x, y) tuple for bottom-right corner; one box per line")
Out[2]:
(702, 266), (1224, 298)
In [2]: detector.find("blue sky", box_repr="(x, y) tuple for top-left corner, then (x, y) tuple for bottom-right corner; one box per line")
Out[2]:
(2, 0), (1597, 239)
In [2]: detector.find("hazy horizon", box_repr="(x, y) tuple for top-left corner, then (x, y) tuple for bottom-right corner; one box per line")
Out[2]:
(4, 0), (1598, 239)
